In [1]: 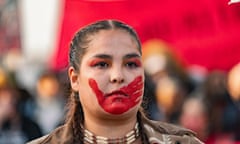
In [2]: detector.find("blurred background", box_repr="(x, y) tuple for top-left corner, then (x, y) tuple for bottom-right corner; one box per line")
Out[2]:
(0, 0), (240, 143)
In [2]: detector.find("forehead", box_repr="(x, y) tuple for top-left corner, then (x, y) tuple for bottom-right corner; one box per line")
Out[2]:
(86, 29), (139, 53)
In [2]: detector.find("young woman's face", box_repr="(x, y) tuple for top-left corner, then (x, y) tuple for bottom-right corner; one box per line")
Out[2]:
(69, 29), (144, 118)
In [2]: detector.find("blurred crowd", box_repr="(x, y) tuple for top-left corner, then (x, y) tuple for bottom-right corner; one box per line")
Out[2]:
(0, 39), (240, 144)
(142, 39), (240, 144)
(0, 50), (67, 143)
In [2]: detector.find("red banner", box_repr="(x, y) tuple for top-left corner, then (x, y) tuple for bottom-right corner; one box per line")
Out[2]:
(51, 0), (240, 71)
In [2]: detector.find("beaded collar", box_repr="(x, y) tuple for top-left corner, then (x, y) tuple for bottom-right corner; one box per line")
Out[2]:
(83, 122), (140, 144)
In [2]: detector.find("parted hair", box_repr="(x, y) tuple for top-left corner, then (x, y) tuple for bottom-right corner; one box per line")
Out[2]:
(66, 19), (149, 144)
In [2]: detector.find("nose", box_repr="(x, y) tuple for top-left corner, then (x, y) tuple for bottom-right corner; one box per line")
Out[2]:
(109, 66), (124, 84)
(110, 77), (124, 83)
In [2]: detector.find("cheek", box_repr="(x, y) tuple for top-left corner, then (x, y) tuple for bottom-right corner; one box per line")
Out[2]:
(77, 75), (94, 99)
(120, 76), (144, 101)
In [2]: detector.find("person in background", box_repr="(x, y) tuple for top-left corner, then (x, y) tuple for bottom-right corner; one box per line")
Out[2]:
(142, 39), (193, 123)
(227, 63), (240, 142)
(179, 91), (209, 142)
(27, 19), (202, 144)
(0, 68), (42, 144)
(227, 62), (240, 110)
(203, 71), (239, 144)
(25, 71), (66, 134)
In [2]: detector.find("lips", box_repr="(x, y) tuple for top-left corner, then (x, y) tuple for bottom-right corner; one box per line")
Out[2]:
(105, 90), (128, 97)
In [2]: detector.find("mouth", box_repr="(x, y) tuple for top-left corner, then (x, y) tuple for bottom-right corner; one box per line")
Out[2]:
(105, 90), (128, 97)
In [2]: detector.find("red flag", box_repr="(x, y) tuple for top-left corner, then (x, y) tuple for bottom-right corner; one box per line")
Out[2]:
(51, 0), (240, 71)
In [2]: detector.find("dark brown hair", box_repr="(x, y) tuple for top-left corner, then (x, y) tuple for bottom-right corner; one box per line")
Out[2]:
(66, 19), (149, 143)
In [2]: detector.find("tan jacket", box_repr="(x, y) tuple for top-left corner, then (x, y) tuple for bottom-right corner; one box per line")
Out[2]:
(27, 116), (203, 144)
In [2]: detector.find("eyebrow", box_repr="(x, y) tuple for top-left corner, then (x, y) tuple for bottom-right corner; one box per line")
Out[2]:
(93, 54), (112, 59)
(93, 53), (140, 59)
(124, 53), (141, 59)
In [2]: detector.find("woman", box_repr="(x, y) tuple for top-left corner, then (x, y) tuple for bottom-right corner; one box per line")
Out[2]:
(28, 20), (203, 144)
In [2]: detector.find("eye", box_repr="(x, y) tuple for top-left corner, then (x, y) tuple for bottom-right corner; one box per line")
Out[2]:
(125, 61), (139, 68)
(125, 58), (142, 69)
(93, 62), (109, 69)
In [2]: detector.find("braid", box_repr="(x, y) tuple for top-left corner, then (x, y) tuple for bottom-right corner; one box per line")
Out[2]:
(73, 92), (84, 143)
(137, 111), (150, 144)
(66, 92), (84, 143)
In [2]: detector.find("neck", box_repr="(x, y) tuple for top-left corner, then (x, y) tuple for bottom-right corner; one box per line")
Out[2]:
(83, 122), (140, 144)
(83, 110), (138, 138)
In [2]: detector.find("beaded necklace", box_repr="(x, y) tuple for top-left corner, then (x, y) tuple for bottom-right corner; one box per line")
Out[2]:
(83, 123), (140, 144)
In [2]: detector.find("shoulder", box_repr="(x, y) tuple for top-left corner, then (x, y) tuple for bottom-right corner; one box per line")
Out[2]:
(27, 135), (49, 144)
(26, 124), (72, 144)
(142, 116), (204, 144)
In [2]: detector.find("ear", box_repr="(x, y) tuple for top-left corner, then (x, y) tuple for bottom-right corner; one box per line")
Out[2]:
(68, 66), (79, 92)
